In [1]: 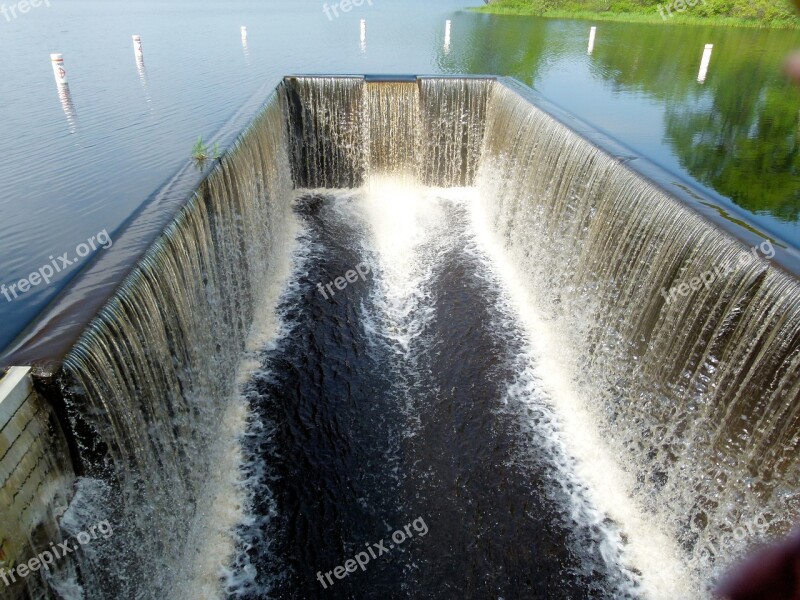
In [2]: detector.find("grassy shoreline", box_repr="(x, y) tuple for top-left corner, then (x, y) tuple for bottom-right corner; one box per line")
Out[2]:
(470, 2), (800, 28)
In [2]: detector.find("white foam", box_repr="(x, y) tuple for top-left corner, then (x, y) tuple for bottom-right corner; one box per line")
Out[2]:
(340, 178), (447, 359)
(211, 183), (698, 599)
(175, 200), (302, 600)
(465, 186), (701, 599)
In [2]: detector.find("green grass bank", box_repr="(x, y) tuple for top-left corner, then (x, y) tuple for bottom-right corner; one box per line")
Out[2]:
(470, 0), (800, 28)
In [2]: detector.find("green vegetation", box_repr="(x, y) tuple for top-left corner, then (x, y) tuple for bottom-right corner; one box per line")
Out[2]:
(192, 136), (221, 162)
(439, 19), (800, 222)
(472, 0), (799, 28)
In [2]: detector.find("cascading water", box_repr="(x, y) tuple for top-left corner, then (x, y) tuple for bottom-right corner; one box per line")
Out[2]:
(364, 82), (421, 182)
(416, 78), (490, 187)
(284, 77), (365, 189)
(284, 76), (490, 189)
(475, 81), (800, 596)
(52, 91), (298, 599)
(10, 76), (798, 600)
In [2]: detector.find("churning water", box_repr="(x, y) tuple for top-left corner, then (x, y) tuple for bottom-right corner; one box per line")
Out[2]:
(32, 77), (800, 600)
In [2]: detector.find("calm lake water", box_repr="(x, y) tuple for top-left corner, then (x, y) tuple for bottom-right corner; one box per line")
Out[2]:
(0, 0), (798, 351)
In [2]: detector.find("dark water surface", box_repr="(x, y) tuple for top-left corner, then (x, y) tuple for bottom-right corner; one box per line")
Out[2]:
(235, 192), (638, 598)
(1, 0), (798, 348)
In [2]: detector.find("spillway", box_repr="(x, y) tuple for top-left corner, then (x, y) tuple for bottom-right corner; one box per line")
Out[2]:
(0, 76), (798, 600)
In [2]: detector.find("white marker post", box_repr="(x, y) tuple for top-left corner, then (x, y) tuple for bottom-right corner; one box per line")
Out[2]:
(444, 20), (451, 51)
(588, 26), (596, 55)
(698, 43), (713, 83)
(241, 26), (247, 41)
(50, 53), (67, 86)
(132, 35), (143, 60)
(360, 19), (366, 45)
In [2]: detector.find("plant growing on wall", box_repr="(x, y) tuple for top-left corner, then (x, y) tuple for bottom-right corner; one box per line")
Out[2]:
(192, 136), (221, 162)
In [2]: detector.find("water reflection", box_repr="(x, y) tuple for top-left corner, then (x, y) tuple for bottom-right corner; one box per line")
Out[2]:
(56, 82), (78, 134)
(445, 20), (451, 54)
(360, 18), (366, 53)
(698, 43), (713, 83)
(131, 35), (152, 109)
(135, 55), (147, 84)
(242, 27), (251, 64)
(442, 17), (800, 227)
(136, 56), (154, 111)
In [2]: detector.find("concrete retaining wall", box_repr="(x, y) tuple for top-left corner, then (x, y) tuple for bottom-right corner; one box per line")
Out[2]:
(0, 367), (75, 599)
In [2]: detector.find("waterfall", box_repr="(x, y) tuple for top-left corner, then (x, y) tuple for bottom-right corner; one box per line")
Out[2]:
(475, 81), (800, 594)
(56, 90), (297, 599)
(284, 76), (365, 189)
(7, 76), (797, 599)
(364, 81), (421, 181)
(417, 78), (490, 187)
(283, 76), (490, 188)
(275, 77), (800, 593)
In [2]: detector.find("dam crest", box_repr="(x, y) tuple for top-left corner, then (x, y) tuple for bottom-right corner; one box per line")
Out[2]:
(0, 76), (797, 600)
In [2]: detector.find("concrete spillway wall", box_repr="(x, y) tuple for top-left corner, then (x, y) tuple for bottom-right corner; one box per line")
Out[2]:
(0, 76), (797, 599)
(0, 367), (74, 599)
